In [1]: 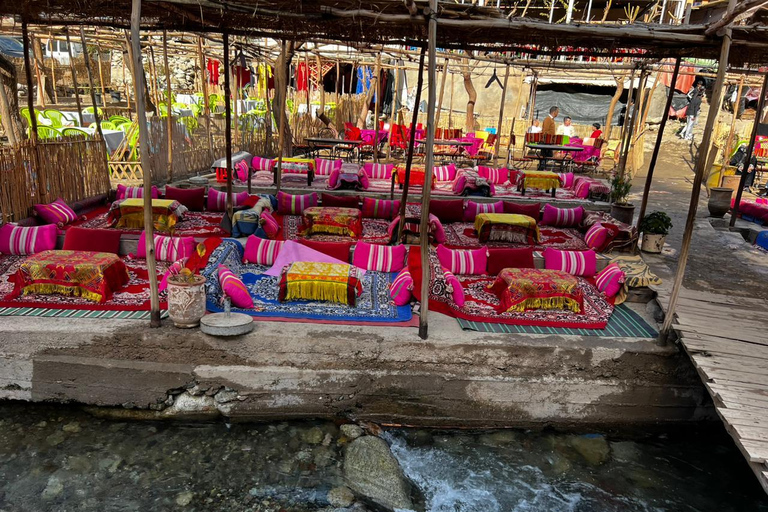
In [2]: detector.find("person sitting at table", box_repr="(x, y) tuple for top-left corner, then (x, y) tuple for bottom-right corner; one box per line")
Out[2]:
(556, 116), (575, 137)
(527, 119), (542, 134)
(590, 123), (603, 139)
(539, 106), (559, 169)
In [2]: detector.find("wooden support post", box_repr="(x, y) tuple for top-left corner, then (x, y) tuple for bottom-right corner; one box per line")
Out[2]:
(21, 21), (38, 139)
(617, 69), (639, 177)
(335, 60), (340, 108)
(0, 71), (18, 145)
(223, 31), (234, 220)
(373, 54), (381, 163)
(419, 0), (439, 340)
(130, 0), (161, 328)
(636, 58), (681, 235)
(527, 73), (538, 125)
(659, 32), (733, 341)
(149, 45), (160, 110)
(30, 34), (45, 108)
(274, 40), (291, 193)
(96, 42), (109, 109)
(198, 37), (213, 162)
(79, 27), (105, 145)
(316, 54), (325, 115)
(305, 50), (310, 119)
(122, 45), (131, 117)
(494, 62), (510, 163)
(434, 58), (448, 128)
(721, 74), (745, 178)
(163, 30), (173, 184)
(618, 70), (646, 177)
(448, 70), (454, 128)
(730, 72), (768, 227)
(49, 30), (59, 104)
(65, 30), (84, 127)
(387, 62), (400, 161)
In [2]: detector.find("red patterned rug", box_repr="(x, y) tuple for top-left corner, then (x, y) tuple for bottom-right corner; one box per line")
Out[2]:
(0, 254), (168, 311)
(67, 205), (227, 238)
(276, 214), (391, 243)
(441, 223), (588, 250)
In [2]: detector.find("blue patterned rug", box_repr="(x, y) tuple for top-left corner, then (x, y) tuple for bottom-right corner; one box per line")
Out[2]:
(202, 239), (412, 323)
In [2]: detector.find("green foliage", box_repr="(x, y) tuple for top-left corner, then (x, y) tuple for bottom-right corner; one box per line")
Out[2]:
(610, 173), (632, 205)
(640, 211), (673, 235)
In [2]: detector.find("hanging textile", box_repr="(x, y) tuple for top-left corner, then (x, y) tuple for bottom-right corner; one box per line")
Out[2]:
(257, 64), (274, 97)
(356, 66), (373, 94)
(232, 65), (251, 88)
(207, 59), (220, 85)
(296, 62), (309, 92)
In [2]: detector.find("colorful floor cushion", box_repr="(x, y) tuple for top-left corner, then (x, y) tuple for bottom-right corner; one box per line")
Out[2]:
(735, 199), (768, 225)
(164, 186), (206, 212)
(231, 196), (274, 238)
(581, 211), (638, 252)
(116, 184), (159, 201)
(63, 227), (122, 254)
(34, 198), (78, 227)
(10, 250), (129, 303)
(0, 224), (58, 255)
(277, 191), (318, 215)
(388, 213), (447, 244)
(394, 165), (434, 188)
(328, 164), (370, 191)
(278, 261), (363, 306)
(487, 247), (535, 275)
(488, 268), (583, 313)
(519, 171), (561, 191)
(301, 206), (363, 238)
(608, 255), (662, 288)
(107, 199), (188, 233)
(474, 213), (540, 244)
(321, 193), (360, 209)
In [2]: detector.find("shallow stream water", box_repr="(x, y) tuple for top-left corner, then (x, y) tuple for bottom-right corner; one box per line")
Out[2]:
(0, 402), (766, 512)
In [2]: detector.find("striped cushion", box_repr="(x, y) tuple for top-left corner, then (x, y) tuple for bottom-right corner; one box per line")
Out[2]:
(137, 232), (195, 262)
(260, 210), (280, 239)
(116, 184), (159, 200)
(362, 197), (401, 220)
(476, 166), (509, 185)
(543, 248), (597, 277)
(442, 268), (465, 306)
(207, 189), (249, 212)
(433, 163), (457, 182)
(463, 200), (503, 222)
(235, 160), (250, 182)
(436, 244), (488, 275)
(595, 263), (625, 297)
(389, 268), (413, 306)
(218, 264), (254, 308)
(277, 191), (318, 215)
(243, 236), (283, 266)
(557, 172), (575, 188)
(0, 223), (57, 255)
(314, 158), (343, 176)
(584, 223), (609, 251)
(352, 242), (407, 272)
(252, 156), (274, 172)
(34, 198), (78, 226)
(363, 163), (395, 180)
(541, 204), (585, 227)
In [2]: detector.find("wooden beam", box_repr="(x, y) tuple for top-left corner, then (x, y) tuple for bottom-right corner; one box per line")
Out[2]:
(636, 58), (681, 235)
(223, 30), (234, 220)
(48, 30), (59, 104)
(419, 0), (439, 340)
(163, 30), (174, 184)
(705, 0), (768, 35)
(21, 21), (38, 140)
(80, 27), (105, 144)
(65, 29), (84, 127)
(96, 42), (109, 108)
(198, 36), (213, 163)
(130, 0), (161, 328)
(494, 61), (510, 164)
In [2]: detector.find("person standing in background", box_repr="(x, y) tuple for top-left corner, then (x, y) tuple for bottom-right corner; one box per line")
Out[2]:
(680, 81), (704, 142)
(539, 106), (559, 169)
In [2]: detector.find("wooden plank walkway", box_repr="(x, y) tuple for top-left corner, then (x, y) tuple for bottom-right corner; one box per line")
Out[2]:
(656, 287), (768, 494)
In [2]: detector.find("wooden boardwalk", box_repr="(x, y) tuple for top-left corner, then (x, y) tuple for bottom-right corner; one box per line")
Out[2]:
(657, 287), (768, 494)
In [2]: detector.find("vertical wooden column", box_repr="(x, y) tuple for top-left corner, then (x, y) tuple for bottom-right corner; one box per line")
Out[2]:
(372, 54), (382, 163)
(275, 40), (290, 193)
(65, 29), (84, 127)
(163, 30), (173, 183)
(617, 69), (641, 178)
(79, 27), (105, 143)
(730, 72), (768, 227)
(396, 46), (426, 226)
(49, 30), (59, 104)
(494, 62), (511, 163)
(96, 42), (109, 109)
(636, 58), (681, 234)
(122, 44), (132, 117)
(21, 21), (38, 139)
(130, 0), (161, 328)
(387, 62), (400, 161)
(659, 32), (733, 341)
(721, 74), (745, 177)
(223, 31), (234, 220)
(434, 58), (448, 128)
(231, 44), (239, 152)
(448, 70), (454, 128)
(418, 0), (439, 340)
(198, 37), (213, 162)
(30, 34), (46, 108)
(335, 60), (340, 108)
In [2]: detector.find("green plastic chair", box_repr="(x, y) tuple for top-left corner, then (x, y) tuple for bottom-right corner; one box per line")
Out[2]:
(36, 126), (61, 140)
(117, 122), (133, 133)
(43, 109), (66, 128)
(110, 115), (130, 125)
(61, 127), (91, 137)
(100, 121), (116, 130)
(83, 106), (104, 116)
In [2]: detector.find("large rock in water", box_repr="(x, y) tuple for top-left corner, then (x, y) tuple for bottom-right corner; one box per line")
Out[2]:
(343, 436), (414, 511)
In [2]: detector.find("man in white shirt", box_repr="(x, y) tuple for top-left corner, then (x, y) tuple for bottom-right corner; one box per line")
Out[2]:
(527, 119), (542, 134)
(557, 116), (575, 137)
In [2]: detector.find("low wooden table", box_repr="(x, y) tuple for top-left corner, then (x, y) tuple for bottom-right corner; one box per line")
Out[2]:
(517, 170), (562, 197)
(107, 199), (187, 233)
(278, 261), (363, 306)
(301, 206), (363, 238)
(275, 158), (316, 186)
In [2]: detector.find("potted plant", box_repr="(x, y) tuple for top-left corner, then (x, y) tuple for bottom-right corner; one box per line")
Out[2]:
(166, 268), (207, 328)
(639, 211), (673, 253)
(610, 173), (635, 225)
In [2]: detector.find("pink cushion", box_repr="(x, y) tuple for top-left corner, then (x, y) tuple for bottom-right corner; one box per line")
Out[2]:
(557, 172), (575, 188)
(436, 244), (488, 275)
(362, 197), (401, 220)
(252, 156), (275, 172)
(595, 263), (625, 298)
(260, 210), (280, 239)
(137, 232), (195, 262)
(297, 240), (352, 263)
(63, 227), (122, 254)
(433, 163), (457, 182)
(218, 265), (254, 308)
(315, 158), (343, 176)
(235, 160), (250, 182)
(158, 258), (188, 293)
(321, 193), (360, 209)
(34, 198), (77, 226)
(543, 248), (597, 277)
(359, 171), (370, 190)
(277, 191), (318, 215)
(116, 184), (159, 200)
(429, 199), (465, 224)
(207, 189), (248, 212)
(541, 204), (585, 227)
(487, 247), (535, 275)
(389, 268), (413, 306)
(243, 235), (283, 266)
(574, 178), (591, 199)
(502, 201), (540, 220)
(443, 268), (465, 307)
(165, 186), (206, 211)
(463, 200), (503, 222)
(352, 242), (407, 272)
(584, 223), (609, 252)
(363, 163), (395, 180)
(477, 166), (509, 185)
(0, 223), (57, 255)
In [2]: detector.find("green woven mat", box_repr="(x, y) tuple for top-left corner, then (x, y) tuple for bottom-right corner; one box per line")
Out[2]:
(0, 307), (169, 320)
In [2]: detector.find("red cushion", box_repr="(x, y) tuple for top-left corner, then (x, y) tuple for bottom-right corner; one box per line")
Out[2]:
(321, 193), (360, 209)
(62, 227), (122, 254)
(502, 201), (541, 220)
(487, 247), (535, 275)
(298, 239), (353, 263)
(429, 199), (464, 224)
(165, 186), (206, 211)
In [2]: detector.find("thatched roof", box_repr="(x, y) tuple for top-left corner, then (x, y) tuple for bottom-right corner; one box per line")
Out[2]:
(3, 0), (768, 66)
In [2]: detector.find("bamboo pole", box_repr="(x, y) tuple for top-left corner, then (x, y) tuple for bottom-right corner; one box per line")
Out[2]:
(65, 29), (84, 127)
(198, 37), (213, 163)
(0, 73), (17, 145)
(387, 62), (400, 160)
(316, 54), (325, 114)
(79, 27), (105, 144)
(30, 34), (45, 108)
(659, 30), (733, 341)
(636, 58), (681, 236)
(305, 50), (310, 119)
(149, 45), (160, 109)
(448, 71), (454, 129)
(275, 41), (290, 193)
(619, 70), (646, 177)
(122, 46), (131, 117)
(373, 53), (381, 163)
(130, 0), (161, 328)
(419, 0), (439, 340)
(163, 30), (173, 183)
(48, 30), (59, 104)
(21, 21), (38, 140)
(494, 62), (510, 163)
(730, 72), (768, 227)
(223, 31), (234, 220)
(231, 46), (239, 152)
(335, 60), (340, 108)
(96, 42), (109, 108)
(434, 58), (448, 128)
(721, 74), (745, 179)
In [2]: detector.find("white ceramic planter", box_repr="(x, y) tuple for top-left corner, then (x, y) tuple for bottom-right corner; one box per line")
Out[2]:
(641, 233), (666, 254)
(167, 275), (207, 328)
